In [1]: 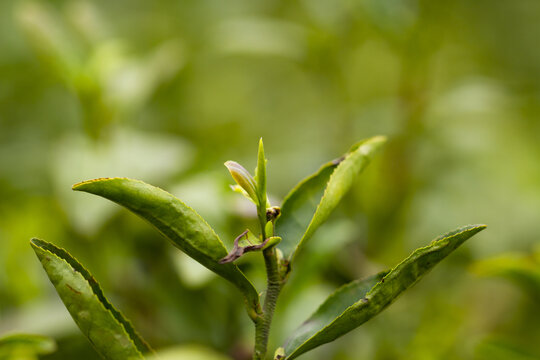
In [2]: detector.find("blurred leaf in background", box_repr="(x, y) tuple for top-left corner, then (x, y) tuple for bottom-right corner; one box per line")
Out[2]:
(0, 334), (56, 360)
(471, 247), (540, 359)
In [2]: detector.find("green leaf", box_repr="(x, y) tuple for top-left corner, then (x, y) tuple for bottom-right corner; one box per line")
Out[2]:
(255, 138), (268, 232)
(30, 239), (151, 359)
(276, 136), (386, 262)
(72, 178), (261, 317)
(274, 159), (337, 260)
(256, 138), (267, 212)
(281, 272), (386, 359)
(0, 334), (56, 360)
(283, 224), (486, 359)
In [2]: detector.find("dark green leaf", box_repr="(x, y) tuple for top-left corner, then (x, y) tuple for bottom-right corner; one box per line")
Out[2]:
(283, 224), (486, 359)
(72, 178), (260, 316)
(30, 239), (150, 359)
(276, 136), (386, 262)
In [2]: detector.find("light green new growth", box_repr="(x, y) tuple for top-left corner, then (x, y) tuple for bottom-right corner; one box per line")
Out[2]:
(256, 138), (268, 214)
(225, 161), (259, 206)
(255, 138), (270, 242)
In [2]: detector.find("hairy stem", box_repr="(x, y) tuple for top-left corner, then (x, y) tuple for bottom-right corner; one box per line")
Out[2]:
(254, 246), (282, 360)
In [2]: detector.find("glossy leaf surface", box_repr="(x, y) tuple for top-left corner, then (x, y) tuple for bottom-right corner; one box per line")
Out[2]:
(30, 239), (150, 359)
(283, 224), (486, 359)
(73, 178), (260, 314)
(276, 136), (386, 261)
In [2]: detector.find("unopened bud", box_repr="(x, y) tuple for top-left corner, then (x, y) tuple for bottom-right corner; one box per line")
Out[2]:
(266, 206), (281, 222)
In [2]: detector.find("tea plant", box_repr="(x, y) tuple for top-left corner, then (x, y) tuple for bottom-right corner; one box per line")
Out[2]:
(30, 136), (486, 359)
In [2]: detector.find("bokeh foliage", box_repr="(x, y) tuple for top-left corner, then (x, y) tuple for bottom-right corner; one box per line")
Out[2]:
(1, 0), (539, 359)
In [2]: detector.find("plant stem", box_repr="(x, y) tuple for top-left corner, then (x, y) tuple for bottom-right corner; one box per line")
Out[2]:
(254, 246), (282, 360)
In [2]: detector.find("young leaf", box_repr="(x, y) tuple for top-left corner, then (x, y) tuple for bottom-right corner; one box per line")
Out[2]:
(224, 161), (259, 205)
(0, 334), (56, 359)
(30, 239), (151, 360)
(230, 184), (253, 202)
(282, 224), (486, 359)
(256, 138), (268, 221)
(276, 136), (386, 262)
(72, 178), (261, 317)
(274, 160), (337, 260)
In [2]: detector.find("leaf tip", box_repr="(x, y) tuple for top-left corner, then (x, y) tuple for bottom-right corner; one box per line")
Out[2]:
(30, 237), (45, 249)
(433, 224), (487, 244)
(72, 178), (111, 191)
(364, 135), (387, 150)
(258, 138), (265, 156)
(372, 135), (388, 143)
(471, 224), (487, 236)
(464, 223), (488, 233)
(30, 238), (52, 264)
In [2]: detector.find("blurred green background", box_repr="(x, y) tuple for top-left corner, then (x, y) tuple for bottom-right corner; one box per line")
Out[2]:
(1, 0), (540, 359)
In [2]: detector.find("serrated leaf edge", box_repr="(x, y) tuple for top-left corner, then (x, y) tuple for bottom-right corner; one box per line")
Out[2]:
(30, 238), (151, 356)
(72, 177), (261, 317)
(73, 177), (228, 260)
(289, 136), (386, 262)
(286, 224), (486, 359)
